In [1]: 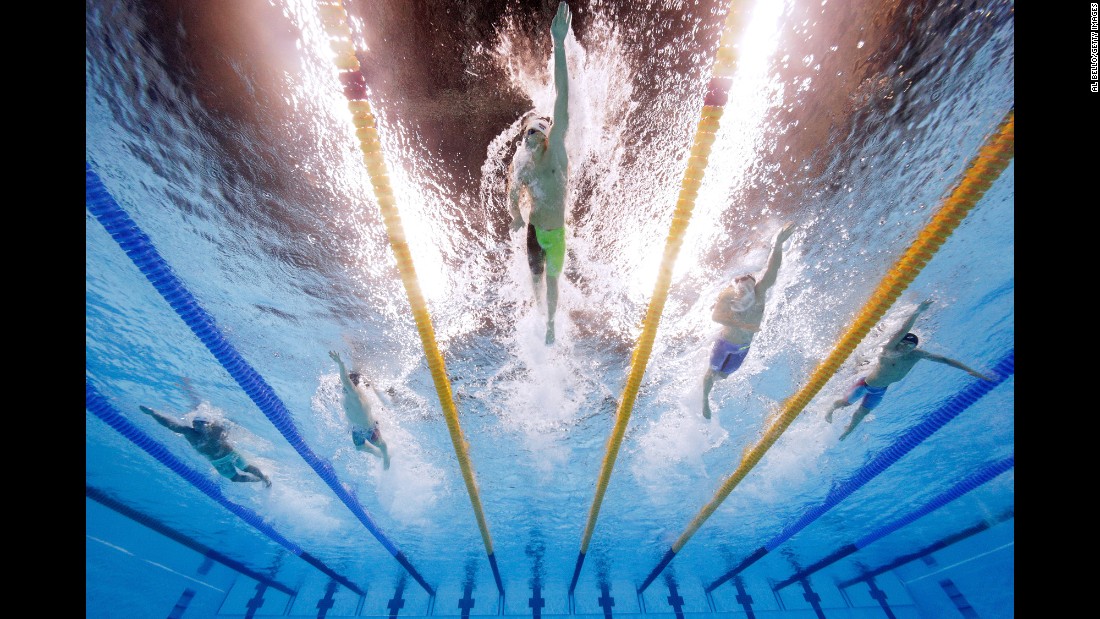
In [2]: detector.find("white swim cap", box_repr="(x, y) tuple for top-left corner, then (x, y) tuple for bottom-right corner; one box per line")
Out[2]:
(524, 117), (551, 137)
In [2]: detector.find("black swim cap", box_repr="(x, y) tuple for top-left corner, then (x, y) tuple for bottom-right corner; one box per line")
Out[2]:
(901, 333), (919, 345)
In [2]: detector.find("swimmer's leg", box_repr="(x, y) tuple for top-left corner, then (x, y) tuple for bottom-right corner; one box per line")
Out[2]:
(702, 368), (729, 419)
(545, 274), (559, 345)
(839, 406), (871, 441)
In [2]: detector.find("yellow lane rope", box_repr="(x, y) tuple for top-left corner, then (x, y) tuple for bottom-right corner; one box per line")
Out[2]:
(575, 3), (749, 559)
(318, 0), (498, 562)
(669, 109), (1014, 553)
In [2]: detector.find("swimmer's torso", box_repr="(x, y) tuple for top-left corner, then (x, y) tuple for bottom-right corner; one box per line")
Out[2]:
(717, 288), (764, 346)
(518, 149), (567, 230)
(343, 385), (374, 428)
(866, 350), (923, 386)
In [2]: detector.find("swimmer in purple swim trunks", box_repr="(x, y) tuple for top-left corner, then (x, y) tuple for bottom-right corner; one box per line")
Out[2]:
(702, 222), (795, 419)
(330, 350), (391, 469)
(826, 300), (995, 440)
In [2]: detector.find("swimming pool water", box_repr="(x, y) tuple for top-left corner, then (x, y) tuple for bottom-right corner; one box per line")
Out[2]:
(86, 0), (1014, 617)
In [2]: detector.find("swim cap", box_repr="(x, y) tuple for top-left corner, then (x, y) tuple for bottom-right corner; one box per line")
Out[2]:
(901, 332), (919, 346)
(524, 117), (551, 137)
(728, 278), (756, 312)
(732, 273), (756, 286)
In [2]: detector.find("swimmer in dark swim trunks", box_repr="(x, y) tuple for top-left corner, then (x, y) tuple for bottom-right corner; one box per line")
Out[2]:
(330, 350), (391, 469)
(351, 421), (383, 451)
(506, 3), (573, 346)
(702, 222), (795, 420)
(826, 300), (995, 440)
(709, 339), (751, 375)
(140, 404), (271, 487)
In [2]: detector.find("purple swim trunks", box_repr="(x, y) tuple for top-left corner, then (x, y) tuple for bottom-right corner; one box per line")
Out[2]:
(709, 339), (751, 375)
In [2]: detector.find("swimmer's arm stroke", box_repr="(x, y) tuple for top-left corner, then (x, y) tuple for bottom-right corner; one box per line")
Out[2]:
(139, 405), (192, 435)
(885, 300), (932, 350)
(329, 350), (359, 394)
(756, 222), (794, 294)
(506, 161), (524, 232)
(918, 351), (995, 381)
(549, 2), (571, 152)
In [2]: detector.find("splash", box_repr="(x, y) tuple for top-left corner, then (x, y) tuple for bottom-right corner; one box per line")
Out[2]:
(312, 373), (444, 525)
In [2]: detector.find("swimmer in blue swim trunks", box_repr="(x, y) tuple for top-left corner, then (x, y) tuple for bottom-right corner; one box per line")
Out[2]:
(330, 350), (391, 469)
(140, 404), (271, 487)
(826, 300), (995, 440)
(506, 2), (573, 345)
(702, 222), (795, 419)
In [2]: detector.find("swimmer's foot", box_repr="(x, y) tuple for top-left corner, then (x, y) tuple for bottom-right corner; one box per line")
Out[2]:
(702, 400), (712, 419)
(545, 320), (555, 345)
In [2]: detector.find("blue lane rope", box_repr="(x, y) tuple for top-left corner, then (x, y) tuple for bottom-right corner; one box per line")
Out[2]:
(771, 454), (1014, 591)
(86, 484), (298, 596)
(853, 455), (1014, 550)
(86, 162), (434, 595)
(86, 380), (361, 594)
(836, 507), (1013, 589)
(706, 348), (1013, 592)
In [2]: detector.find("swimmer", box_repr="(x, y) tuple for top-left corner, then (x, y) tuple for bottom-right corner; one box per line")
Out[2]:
(702, 222), (795, 419)
(506, 2), (573, 345)
(330, 350), (391, 469)
(826, 300), (995, 440)
(139, 404), (271, 486)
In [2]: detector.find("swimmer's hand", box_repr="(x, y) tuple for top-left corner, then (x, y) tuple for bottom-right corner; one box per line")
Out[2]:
(329, 350), (345, 369)
(551, 2), (572, 42)
(777, 221), (794, 243)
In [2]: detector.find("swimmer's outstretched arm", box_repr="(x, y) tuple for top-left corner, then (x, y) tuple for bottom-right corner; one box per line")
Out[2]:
(757, 222), (794, 293)
(549, 2), (571, 144)
(139, 405), (190, 434)
(885, 300), (931, 350)
(507, 161), (524, 232)
(919, 351), (995, 381)
(329, 350), (356, 392)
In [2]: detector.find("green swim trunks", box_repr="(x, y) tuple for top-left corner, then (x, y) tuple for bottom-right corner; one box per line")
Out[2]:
(208, 451), (247, 479)
(534, 226), (566, 278)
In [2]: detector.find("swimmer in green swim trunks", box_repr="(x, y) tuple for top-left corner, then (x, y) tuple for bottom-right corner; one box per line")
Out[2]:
(507, 2), (573, 345)
(701, 222), (795, 420)
(139, 404), (271, 486)
(330, 350), (390, 469)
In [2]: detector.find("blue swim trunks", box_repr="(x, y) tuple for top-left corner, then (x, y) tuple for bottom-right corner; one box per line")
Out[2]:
(352, 423), (381, 448)
(841, 378), (888, 410)
(709, 339), (751, 375)
(208, 451), (248, 480)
